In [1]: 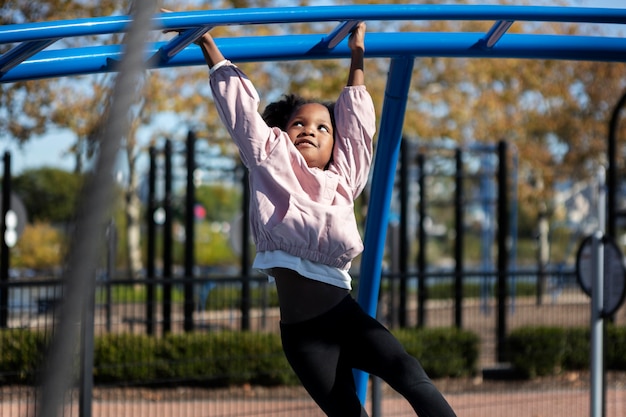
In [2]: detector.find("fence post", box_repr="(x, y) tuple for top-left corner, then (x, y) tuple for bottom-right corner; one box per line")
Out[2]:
(240, 168), (251, 330)
(79, 281), (95, 417)
(146, 146), (157, 336)
(184, 131), (196, 332)
(417, 153), (427, 327)
(398, 139), (409, 327)
(454, 148), (464, 328)
(163, 139), (173, 335)
(496, 140), (509, 362)
(0, 151), (10, 328)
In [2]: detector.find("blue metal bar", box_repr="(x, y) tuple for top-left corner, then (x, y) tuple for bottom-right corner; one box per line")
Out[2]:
(0, 39), (58, 75)
(150, 26), (212, 65)
(4, 31), (626, 83)
(481, 20), (515, 49)
(355, 56), (415, 403)
(313, 20), (361, 50)
(1, 5), (626, 44)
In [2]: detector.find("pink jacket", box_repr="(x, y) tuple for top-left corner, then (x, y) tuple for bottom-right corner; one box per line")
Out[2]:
(210, 62), (376, 270)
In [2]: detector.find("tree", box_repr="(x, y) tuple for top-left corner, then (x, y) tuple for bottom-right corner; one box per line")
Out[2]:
(393, 11), (626, 238)
(195, 183), (242, 223)
(0, 0), (121, 152)
(5, 0), (626, 271)
(12, 222), (66, 270)
(12, 167), (85, 224)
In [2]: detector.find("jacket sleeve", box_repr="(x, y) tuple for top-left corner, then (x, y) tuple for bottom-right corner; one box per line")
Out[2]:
(209, 62), (279, 168)
(332, 86), (376, 197)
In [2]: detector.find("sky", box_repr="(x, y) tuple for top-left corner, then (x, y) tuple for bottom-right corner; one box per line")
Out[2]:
(2, 0), (626, 174)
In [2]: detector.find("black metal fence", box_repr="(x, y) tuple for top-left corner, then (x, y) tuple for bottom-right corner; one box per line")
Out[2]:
(1, 266), (624, 417)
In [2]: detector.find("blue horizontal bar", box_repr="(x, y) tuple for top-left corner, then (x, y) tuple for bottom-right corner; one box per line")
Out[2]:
(0, 39), (58, 75)
(1, 5), (625, 44)
(315, 20), (361, 51)
(153, 26), (212, 64)
(3, 32), (626, 83)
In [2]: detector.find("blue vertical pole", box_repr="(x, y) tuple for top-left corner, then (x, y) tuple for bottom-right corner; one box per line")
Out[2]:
(355, 56), (414, 403)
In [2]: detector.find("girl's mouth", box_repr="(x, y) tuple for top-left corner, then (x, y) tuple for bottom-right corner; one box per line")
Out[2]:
(295, 139), (316, 148)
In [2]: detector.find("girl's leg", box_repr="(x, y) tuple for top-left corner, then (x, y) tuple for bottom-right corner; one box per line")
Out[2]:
(280, 301), (368, 417)
(341, 298), (458, 417)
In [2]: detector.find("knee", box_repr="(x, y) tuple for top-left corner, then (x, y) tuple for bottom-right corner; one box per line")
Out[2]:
(384, 353), (431, 386)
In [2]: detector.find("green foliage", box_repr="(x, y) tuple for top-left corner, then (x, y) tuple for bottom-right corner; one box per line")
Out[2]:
(94, 331), (297, 387)
(507, 326), (567, 377)
(203, 285), (279, 310)
(12, 222), (66, 269)
(507, 325), (626, 378)
(606, 325), (626, 370)
(94, 334), (161, 384)
(0, 327), (478, 387)
(394, 327), (479, 378)
(193, 222), (240, 266)
(145, 221), (240, 268)
(194, 184), (242, 223)
(95, 284), (185, 304)
(562, 327), (589, 370)
(0, 329), (47, 384)
(13, 167), (85, 223)
(425, 281), (536, 300)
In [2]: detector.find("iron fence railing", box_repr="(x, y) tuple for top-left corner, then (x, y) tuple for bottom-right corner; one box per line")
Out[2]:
(1, 266), (622, 417)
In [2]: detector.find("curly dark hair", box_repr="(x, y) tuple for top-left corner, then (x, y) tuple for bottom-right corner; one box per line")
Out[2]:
(261, 93), (336, 132)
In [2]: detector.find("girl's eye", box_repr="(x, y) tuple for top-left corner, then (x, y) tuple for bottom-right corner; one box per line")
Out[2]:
(319, 125), (329, 133)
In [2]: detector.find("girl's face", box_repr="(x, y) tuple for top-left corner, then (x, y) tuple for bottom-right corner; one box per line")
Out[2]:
(286, 103), (334, 170)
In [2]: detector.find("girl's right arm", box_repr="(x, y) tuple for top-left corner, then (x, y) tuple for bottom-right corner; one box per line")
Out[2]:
(198, 33), (278, 169)
(161, 9), (275, 167)
(196, 32), (226, 68)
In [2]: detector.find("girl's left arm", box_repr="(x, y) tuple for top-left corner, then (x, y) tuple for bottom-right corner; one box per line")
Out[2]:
(332, 87), (375, 197)
(347, 22), (366, 87)
(333, 22), (374, 196)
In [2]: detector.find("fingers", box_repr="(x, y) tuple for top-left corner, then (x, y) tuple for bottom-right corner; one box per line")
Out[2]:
(160, 8), (179, 34)
(349, 22), (366, 51)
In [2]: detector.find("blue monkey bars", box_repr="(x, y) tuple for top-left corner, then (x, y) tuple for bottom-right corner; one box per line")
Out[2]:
(2, 3), (626, 403)
(3, 5), (626, 81)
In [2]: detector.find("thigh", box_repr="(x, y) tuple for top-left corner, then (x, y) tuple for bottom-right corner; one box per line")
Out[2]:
(341, 300), (429, 382)
(280, 316), (367, 417)
(332, 298), (458, 417)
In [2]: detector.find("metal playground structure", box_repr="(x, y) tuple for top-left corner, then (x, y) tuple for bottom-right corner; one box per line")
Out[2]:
(2, 4), (626, 417)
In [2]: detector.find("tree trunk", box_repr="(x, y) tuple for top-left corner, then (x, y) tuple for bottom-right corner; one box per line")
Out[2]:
(125, 155), (143, 279)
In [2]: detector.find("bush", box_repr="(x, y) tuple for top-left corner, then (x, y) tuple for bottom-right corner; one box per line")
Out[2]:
(0, 327), (477, 387)
(607, 325), (626, 370)
(507, 327), (567, 378)
(12, 222), (66, 269)
(94, 331), (297, 387)
(507, 325), (626, 378)
(563, 327), (589, 370)
(394, 327), (479, 378)
(0, 329), (47, 384)
(94, 334), (161, 384)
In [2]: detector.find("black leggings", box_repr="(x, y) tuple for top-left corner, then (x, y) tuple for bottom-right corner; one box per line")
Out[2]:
(280, 295), (457, 417)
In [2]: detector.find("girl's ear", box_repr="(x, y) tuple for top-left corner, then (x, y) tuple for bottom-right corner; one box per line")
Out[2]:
(326, 102), (337, 133)
(324, 137), (336, 170)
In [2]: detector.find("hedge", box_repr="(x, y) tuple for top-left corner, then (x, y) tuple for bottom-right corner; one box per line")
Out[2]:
(4, 325), (625, 386)
(394, 327), (479, 378)
(0, 327), (478, 387)
(507, 325), (626, 378)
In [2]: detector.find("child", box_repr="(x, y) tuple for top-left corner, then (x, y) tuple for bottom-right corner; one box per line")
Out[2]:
(195, 21), (457, 417)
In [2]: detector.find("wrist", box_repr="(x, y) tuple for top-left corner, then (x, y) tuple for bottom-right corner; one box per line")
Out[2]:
(351, 48), (364, 59)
